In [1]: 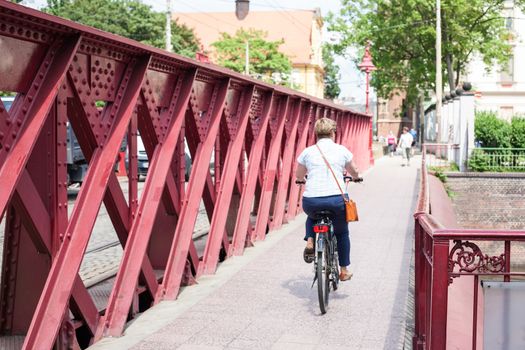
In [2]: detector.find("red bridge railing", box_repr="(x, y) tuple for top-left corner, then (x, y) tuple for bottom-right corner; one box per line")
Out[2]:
(413, 145), (525, 349)
(0, 2), (371, 348)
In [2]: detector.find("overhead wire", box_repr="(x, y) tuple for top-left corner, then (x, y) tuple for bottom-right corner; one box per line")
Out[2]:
(166, 0), (358, 89)
(261, 0), (312, 33)
(175, 0), (240, 30)
(211, 0), (309, 12)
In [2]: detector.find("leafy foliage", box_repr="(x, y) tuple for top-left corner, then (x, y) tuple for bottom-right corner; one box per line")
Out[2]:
(326, 0), (521, 105)
(45, 0), (199, 58)
(322, 44), (341, 100)
(510, 116), (525, 148)
(474, 111), (511, 148)
(468, 149), (490, 172)
(211, 28), (292, 84)
(429, 166), (456, 198)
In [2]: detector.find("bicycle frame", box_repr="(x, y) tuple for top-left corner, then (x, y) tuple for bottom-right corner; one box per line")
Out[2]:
(312, 216), (339, 314)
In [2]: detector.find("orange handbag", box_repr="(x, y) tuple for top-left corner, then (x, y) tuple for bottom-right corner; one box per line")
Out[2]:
(316, 145), (359, 222)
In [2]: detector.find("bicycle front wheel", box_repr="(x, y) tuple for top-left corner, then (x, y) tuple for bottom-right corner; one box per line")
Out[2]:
(317, 246), (329, 314)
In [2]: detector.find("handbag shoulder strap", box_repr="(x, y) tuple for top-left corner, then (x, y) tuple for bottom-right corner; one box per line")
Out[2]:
(315, 144), (347, 202)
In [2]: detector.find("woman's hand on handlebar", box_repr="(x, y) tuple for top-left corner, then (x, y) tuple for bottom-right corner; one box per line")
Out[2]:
(295, 178), (306, 185)
(343, 175), (363, 183)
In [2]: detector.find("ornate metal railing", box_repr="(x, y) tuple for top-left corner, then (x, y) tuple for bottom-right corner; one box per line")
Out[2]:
(413, 145), (525, 349)
(0, 2), (371, 349)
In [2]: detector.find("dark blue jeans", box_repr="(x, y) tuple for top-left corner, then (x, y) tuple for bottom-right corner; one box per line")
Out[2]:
(302, 195), (351, 267)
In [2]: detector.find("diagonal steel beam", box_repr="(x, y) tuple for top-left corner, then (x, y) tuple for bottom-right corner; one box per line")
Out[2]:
(253, 97), (290, 241)
(230, 92), (274, 255)
(8, 170), (99, 336)
(66, 74), (159, 297)
(270, 100), (303, 229)
(22, 55), (151, 350)
(199, 85), (255, 276)
(0, 35), (81, 220)
(286, 103), (313, 220)
(96, 69), (197, 338)
(137, 91), (181, 217)
(11, 171), (52, 252)
(158, 78), (230, 301)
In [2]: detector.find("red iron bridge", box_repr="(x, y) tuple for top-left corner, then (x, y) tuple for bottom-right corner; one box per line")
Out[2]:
(0, 2), (371, 348)
(1, 2), (521, 350)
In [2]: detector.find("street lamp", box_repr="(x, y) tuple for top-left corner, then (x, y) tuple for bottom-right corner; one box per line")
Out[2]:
(358, 42), (376, 114)
(165, 0), (172, 52)
(358, 41), (376, 166)
(235, 0), (250, 20)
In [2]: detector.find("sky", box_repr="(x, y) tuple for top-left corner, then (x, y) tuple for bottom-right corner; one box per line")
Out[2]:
(23, 0), (372, 103)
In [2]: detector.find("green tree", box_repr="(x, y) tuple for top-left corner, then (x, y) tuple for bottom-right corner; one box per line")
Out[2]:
(45, 0), (199, 58)
(326, 0), (520, 105)
(474, 111), (511, 148)
(211, 28), (292, 85)
(510, 116), (525, 148)
(323, 44), (341, 100)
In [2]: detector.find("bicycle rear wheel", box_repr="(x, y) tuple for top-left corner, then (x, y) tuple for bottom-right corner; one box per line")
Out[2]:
(331, 239), (340, 291)
(317, 245), (330, 314)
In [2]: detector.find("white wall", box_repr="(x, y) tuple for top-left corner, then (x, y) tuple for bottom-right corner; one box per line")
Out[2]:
(464, 1), (525, 118)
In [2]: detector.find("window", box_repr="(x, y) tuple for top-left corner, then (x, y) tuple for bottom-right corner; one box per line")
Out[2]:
(503, 8), (514, 30)
(378, 100), (387, 115)
(500, 56), (514, 83)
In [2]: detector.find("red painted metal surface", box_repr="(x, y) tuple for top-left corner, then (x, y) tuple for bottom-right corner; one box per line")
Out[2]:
(0, 2), (371, 348)
(413, 145), (525, 349)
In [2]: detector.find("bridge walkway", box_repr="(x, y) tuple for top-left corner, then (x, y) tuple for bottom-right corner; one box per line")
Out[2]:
(91, 155), (420, 350)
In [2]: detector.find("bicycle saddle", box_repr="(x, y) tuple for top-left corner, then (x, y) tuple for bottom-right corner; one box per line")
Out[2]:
(311, 210), (335, 220)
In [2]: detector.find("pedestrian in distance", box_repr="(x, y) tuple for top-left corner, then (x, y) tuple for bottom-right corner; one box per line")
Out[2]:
(386, 130), (396, 157)
(295, 117), (361, 281)
(409, 127), (417, 155)
(398, 127), (414, 166)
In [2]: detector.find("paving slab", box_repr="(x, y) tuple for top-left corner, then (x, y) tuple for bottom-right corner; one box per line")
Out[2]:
(90, 155), (420, 350)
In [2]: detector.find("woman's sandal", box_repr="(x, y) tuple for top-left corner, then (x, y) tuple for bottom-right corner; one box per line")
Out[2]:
(303, 246), (315, 263)
(339, 271), (353, 281)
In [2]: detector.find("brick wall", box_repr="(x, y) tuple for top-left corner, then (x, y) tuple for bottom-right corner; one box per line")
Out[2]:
(446, 172), (525, 230)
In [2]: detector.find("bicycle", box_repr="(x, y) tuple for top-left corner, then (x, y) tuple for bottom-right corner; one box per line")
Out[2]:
(296, 175), (362, 314)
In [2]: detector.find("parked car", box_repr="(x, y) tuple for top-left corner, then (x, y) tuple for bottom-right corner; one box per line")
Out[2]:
(66, 121), (88, 184)
(126, 135), (192, 181)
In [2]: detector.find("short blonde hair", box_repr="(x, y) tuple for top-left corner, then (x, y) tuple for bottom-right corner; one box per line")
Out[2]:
(314, 118), (337, 138)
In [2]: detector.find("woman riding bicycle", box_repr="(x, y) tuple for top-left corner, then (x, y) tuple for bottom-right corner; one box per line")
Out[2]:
(295, 117), (360, 281)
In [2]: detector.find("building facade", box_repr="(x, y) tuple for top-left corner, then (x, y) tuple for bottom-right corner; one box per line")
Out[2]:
(376, 91), (413, 140)
(174, 10), (325, 98)
(464, 0), (525, 119)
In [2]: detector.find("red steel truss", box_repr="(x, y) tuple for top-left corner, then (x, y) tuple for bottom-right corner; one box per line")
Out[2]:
(0, 2), (371, 348)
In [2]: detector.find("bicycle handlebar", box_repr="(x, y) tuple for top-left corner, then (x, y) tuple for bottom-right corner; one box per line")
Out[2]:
(344, 176), (363, 183)
(296, 176), (363, 185)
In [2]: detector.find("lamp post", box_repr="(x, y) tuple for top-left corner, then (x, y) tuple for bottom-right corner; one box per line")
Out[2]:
(165, 0), (172, 52)
(358, 41), (376, 166)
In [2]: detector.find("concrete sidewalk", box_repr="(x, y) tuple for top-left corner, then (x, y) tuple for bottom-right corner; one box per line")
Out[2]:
(91, 155), (420, 350)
